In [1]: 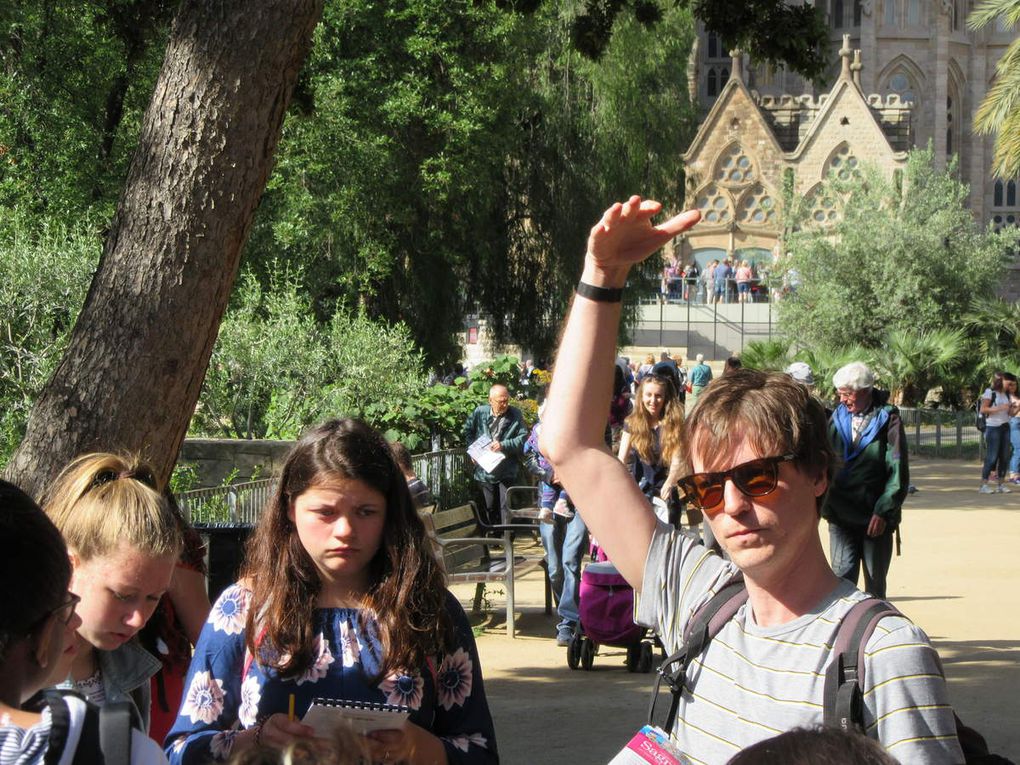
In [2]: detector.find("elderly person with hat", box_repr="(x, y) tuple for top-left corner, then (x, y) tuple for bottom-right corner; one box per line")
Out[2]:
(822, 362), (909, 598)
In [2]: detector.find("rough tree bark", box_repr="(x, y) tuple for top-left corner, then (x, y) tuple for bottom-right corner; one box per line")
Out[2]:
(4, 0), (324, 499)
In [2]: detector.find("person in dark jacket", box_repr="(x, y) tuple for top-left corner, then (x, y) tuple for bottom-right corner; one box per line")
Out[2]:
(823, 362), (908, 599)
(463, 384), (529, 526)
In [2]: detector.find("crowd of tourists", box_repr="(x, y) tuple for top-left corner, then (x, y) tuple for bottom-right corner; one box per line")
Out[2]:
(657, 257), (772, 305)
(3, 195), (1007, 765)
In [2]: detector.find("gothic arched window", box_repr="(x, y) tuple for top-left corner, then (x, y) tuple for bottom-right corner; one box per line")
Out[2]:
(884, 0), (897, 27)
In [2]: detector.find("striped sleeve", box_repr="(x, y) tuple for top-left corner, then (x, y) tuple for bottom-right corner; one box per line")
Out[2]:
(863, 617), (964, 764)
(636, 521), (737, 654)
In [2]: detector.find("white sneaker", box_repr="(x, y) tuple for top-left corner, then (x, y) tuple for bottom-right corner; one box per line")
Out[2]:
(997, 484), (1012, 494)
(978, 484), (996, 494)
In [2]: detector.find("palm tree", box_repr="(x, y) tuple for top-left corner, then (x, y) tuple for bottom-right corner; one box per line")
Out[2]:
(869, 328), (968, 406)
(963, 295), (1020, 357)
(969, 0), (1020, 179)
(740, 339), (793, 372)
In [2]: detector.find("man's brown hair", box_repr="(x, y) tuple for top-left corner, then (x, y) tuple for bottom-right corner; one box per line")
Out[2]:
(684, 369), (836, 510)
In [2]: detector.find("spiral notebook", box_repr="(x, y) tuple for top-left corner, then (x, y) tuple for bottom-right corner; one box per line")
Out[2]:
(302, 698), (411, 736)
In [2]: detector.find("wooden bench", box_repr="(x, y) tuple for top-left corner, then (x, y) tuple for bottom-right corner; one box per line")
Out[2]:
(430, 502), (550, 637)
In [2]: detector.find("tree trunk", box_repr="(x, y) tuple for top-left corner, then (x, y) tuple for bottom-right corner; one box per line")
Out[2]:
(4, 0), (324, 499)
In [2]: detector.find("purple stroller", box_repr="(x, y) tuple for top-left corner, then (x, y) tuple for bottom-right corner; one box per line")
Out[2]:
(567, 544), (655, 672)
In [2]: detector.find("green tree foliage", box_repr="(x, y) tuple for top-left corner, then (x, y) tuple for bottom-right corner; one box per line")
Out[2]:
(243, 0), (697, 364)
(969, 0), (1020, 180)
(0, 216), (100, 464)
(569, 0), (830, 82)
(777, 149), (1020, 354)
(0, 1), (171, 219)
(194, 269), (427, 440)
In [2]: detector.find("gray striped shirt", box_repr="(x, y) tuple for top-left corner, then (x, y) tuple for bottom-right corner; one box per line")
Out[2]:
(637, 521), (964, 764)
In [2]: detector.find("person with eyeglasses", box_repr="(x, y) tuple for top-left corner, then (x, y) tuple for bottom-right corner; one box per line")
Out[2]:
(824, 362), (909, 600)
(0, 479), (169, 764)
(463, 383), (528, 527)
(539, 196), (962, 764)
(41, 453), (184, 735)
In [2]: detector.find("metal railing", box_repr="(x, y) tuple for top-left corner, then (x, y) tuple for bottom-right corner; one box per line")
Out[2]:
(652, 276), (777, 306)
(632, 298), (777, 360)
(178, 479), (275, 524)
(897, 407), (984, 460)
(177, 448), (474, 523)
(411, 448), (473, 510)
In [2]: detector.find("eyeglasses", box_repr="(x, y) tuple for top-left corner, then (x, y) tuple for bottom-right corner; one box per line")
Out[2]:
(677, 454), (796, 514)
(28, 592), (81, 634)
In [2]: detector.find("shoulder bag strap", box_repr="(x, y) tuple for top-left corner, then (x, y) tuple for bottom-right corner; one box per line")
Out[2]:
(42, 691), (73, 765)
(823, 598), (901, 732)
(647, 576), (748, 732)
(98, 702), (134, 765)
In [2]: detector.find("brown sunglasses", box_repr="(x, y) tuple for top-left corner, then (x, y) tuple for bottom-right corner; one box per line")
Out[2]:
(677, 454), (796, 514)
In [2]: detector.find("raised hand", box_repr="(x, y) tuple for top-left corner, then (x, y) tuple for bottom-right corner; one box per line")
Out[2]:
(586, 196), (701, 273)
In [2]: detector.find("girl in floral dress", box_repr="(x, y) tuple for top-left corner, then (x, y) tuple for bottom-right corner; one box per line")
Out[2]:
(165, 419), (498, 765)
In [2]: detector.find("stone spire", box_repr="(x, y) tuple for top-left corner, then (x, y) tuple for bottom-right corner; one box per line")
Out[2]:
(729, 49), (743, 83)
(839, 34), (852, 80)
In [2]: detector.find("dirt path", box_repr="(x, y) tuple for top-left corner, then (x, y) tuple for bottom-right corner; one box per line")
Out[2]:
(451, 456), (1020, 763)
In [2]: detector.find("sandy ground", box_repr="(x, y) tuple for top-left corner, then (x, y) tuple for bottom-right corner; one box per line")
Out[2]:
(449, 456), (1020, 764)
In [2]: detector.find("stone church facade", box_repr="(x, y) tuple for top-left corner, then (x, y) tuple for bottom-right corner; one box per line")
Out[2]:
(677, 0), (1016, 269)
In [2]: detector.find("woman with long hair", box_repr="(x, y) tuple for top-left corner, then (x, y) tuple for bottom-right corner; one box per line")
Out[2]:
(165, 419), (497, 764)
(618, 374), (685, 505)
(43, 453), (184, 733)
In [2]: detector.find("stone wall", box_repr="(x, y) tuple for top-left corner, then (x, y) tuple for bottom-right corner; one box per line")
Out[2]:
(179, 438), (294, 488)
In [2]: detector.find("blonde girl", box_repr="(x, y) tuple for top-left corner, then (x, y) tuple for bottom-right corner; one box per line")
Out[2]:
(43, 453), (183, 732)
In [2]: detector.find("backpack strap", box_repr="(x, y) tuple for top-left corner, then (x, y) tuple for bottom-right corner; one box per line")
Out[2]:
(823, 598), (901, 732)
(41, 691), (73, 765)
(647, 576), (748, 732)
(98, 702), (133, 765)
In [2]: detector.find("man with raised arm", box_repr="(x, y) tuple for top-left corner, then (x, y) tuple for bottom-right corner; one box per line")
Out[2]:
(539, 197), (962, 764)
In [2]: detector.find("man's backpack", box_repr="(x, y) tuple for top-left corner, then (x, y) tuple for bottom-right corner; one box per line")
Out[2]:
(41, 690), (135, 765)
(648, 576), (1014, 764)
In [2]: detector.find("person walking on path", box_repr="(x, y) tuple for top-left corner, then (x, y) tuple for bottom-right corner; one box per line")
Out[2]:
(539, 196), (961, 764)
(980, 371), (1014, 493)
(689, 354), (713, 404)
(823, 363), (908, 599)
(463, 384), (528, 526)
(1005, 373), (1020, 484)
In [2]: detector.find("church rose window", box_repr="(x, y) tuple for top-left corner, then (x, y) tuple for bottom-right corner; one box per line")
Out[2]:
(715, 144), (756, 184)
(697, 184), (733, 224)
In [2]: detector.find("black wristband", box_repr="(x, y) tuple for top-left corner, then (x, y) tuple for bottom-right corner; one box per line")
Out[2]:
(576, 280), (623, 303)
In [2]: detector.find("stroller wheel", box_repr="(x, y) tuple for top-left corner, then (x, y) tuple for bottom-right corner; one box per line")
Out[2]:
(638, 642), (654, 673)
(625, 643), (642, 672)
(567, 634), (583, 670)
(580, 637), (596, 671)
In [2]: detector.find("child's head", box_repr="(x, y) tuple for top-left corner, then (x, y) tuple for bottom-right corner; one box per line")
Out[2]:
(244, 419), (449, 679)
(727, 726), (898, 764)
(43, 453), (183, 653)
(388, 441), (414, 477)
(0, 480), (81, 699)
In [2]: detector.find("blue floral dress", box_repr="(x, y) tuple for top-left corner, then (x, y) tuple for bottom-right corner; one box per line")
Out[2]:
(164, 584), (498, 764)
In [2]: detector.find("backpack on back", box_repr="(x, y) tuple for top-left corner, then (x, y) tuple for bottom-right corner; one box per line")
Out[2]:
(648, 577), (1013, 764)
(41, 690), (134, 765)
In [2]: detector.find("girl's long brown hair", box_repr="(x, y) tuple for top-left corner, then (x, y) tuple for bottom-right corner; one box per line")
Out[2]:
(241, 419), (451, 681)
(625, 376), (684, 467)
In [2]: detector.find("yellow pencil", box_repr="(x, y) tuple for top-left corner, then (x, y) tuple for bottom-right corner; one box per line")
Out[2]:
(288, 694), (295, 722)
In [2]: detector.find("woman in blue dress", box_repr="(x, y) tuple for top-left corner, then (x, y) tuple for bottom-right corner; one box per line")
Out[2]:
(165, 419), (498, 764)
